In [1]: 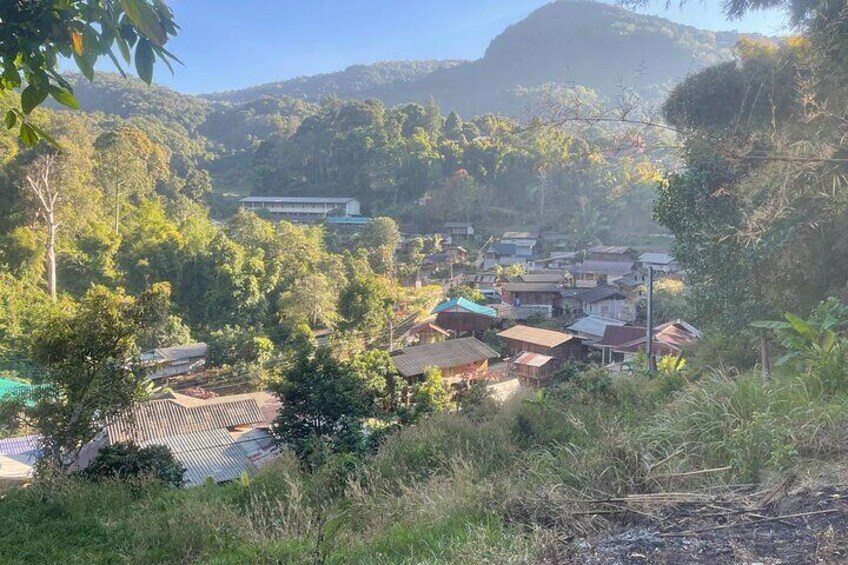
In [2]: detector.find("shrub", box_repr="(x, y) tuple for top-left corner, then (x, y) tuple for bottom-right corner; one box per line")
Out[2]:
(80, 442), (185, 487)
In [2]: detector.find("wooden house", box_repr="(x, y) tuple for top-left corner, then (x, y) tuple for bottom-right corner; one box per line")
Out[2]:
(431, 297), (497, 334)
(443, 222), (474, 239)
(585, 245), (638, 263)
(391, 337), (500, 385)
(500, 282), (564, 310)
(497, 325), (583, 364)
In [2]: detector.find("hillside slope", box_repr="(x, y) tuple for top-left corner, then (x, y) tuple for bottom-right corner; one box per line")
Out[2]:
(205, 1), (746, 115)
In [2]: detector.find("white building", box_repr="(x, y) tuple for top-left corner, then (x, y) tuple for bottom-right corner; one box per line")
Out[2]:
(240, 197), (361, 223)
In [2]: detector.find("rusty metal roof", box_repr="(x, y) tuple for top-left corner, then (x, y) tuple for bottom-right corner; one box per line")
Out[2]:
(513, 351), (555, 367)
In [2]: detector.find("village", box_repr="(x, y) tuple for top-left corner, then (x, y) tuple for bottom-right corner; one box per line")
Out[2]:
(0, 196), (700, 488)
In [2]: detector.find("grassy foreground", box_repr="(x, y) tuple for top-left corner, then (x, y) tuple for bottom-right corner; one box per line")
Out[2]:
(1, 363), (847, 564)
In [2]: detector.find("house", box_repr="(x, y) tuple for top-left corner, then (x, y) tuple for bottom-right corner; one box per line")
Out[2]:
(443, 222), (474, 239)
(613, 320), (702, 356)
(239, 196), (360, 223)
(497, 325), (582, 365)
(564, 286), (631, 321)
(512, 352), (558, 387)
(406, 322), (451, 345)
(445, 246), (469, 263)
(570, 260), (636, 288)
(639, 252), (679, 273)
(76, 391), (281, 487)
(500, 232), (540, 257)
(530, 252), (580, 271)
(0, 434), (40, 485)
(141, 342), (208, 381)
(482, 243), (528, 270)
(432, 297), (497, 334)
(594, 325), (648, 364)
(500, 282), (565, 318)
(390, 337), (500, 384)
(567, 315), (627, 345)
(515, 272), (569, 284)
(585, 245), (638, 263)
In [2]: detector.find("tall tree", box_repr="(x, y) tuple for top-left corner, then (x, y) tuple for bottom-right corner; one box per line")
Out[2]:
(22, 154), (61, 300)
(28, 286), (154, 469)
(94, 126), (168, 234)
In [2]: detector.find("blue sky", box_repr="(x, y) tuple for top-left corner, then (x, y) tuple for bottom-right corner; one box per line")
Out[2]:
(129, 0), (789, 94)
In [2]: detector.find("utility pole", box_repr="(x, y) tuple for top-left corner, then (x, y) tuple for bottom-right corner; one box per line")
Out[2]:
(646, 266), (656, 374)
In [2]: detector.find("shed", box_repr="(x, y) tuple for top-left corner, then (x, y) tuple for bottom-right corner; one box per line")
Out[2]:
(500, 282), (564, 309)
(512, 352), (557, 387)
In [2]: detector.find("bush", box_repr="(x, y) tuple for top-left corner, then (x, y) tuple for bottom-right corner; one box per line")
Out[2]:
(80, 442), (185, 487)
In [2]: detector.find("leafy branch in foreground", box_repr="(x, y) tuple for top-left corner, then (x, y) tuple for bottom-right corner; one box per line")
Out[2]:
(1, 0), (180, 146)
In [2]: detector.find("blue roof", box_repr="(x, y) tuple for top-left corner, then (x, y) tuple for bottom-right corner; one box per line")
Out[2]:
(432, 297), (497, 317)
(326, 216), (371, 225)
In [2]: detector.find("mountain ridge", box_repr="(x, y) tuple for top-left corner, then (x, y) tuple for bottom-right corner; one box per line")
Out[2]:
(199, 1), (762, 115)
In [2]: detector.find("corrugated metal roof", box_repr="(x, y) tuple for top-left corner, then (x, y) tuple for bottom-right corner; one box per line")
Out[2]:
(571, 261), (635, 275)
(392, 337), (499, 378)
(502, 231), (540, 240)
(513, 352), (555, 367)
(595, 326), (647, 348)
(432, 297), (497, 317)
(500, 282), (563, 293)
(574, 286), (627, 304)
(0, 434), (40, 456)
(567, 316), (627, 339)
(639, 252), (675, 264)
(498, 325), (577, 348)
(140, 429), (255, 487)
(142, 342), (207, 363)
(106, 395), (263, 444)
(518, 273), (567, 283)
(587, 245), (632, 254)
(240, 196), (356, 204)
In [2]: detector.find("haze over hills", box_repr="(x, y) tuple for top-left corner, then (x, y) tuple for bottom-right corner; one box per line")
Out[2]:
(202, 1), (755, 116)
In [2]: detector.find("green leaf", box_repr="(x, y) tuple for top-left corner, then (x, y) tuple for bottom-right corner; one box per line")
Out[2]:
(135, 39), (155, 84)
(28, 124), (59, 148)
(784, 312), (817, 341)
(4, 110), (16, 130)
(21, 84), (49, 115)
(48, 85), (80, 110)
(115, 33), (132, 63)
(120, 0), (167, 46)
(19, 122), (39, 147)
(73, 53), (95, 81)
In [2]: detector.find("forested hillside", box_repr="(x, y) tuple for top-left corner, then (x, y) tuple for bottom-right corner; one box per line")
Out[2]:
(206, 1), (750, 115)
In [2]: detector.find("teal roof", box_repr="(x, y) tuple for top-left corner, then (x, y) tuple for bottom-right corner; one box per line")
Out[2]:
(326, 216), (371, 225)
(432, 297), (497, 317)
(0, 378), (41, 406)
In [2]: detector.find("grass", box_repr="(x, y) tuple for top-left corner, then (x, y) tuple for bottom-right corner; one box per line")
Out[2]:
(2, 359), (848, 563)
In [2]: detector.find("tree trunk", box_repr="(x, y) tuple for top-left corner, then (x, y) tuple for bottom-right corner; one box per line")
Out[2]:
(760, 332), (771, 384)
(46, 211), (57, 301)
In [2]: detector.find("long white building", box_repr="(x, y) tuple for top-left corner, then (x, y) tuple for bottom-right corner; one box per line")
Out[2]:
(239, 196), (360, 222)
